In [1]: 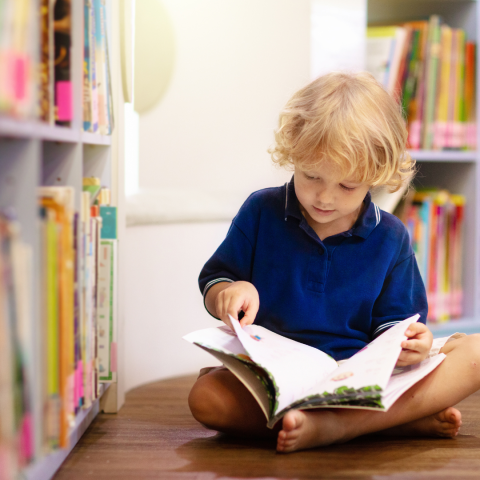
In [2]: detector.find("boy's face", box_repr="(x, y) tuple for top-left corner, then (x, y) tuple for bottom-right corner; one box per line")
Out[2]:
(294, 162), (370, 235)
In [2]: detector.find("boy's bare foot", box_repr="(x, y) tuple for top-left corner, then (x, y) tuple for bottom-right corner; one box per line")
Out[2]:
(276, 409), (347, 453)
(380, 407), (462, 438)
(276, 407), (463, 453)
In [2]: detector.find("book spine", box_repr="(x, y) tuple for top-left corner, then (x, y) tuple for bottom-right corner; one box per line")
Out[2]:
(452, 30), (466, 149)
(94, 0), (109, 135)
(54, 0), (73, 125)
(434, 25), (452, 150)
(83, 0), (93, 132)
(422, 16), (441, 149)
(89, 2), (99, 133)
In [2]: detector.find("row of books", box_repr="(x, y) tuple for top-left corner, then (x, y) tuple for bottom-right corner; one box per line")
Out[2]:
(0, 0), (113, 134)
(0, 182), (117, 478)
(396, 189), (465, 322)
(367, 16), (476, 150)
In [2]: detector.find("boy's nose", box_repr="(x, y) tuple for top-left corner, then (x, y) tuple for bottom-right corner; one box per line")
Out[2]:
(316, 189), (334, 207)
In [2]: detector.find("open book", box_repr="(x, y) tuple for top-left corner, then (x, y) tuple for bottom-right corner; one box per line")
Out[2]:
(184, 315), (445, 428)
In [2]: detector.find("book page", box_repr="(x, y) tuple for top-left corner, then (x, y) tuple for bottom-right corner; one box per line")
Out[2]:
(303, 315), (421, 399)
(229, 316), (338, 416)
(183, 324), (249, 358)
(381, 354), (446, 410)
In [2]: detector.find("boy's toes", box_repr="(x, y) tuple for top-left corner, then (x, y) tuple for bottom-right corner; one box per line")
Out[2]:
(437, 407), (462, 430)
(282, 410), (304, 434)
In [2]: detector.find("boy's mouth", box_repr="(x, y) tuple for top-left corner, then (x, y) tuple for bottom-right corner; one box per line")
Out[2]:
(313, 206), (335, 216)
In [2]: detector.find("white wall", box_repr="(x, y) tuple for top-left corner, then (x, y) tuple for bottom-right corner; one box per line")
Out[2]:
(125, 0), (311, 391)
(138, 0), (311, 197)
(125, 222), (229, 392)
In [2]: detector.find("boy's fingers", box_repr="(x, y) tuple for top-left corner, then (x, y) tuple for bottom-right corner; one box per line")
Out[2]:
(401, 339), (422, 351)
(405, 323), (427, 336)
(239, 302), (259, 327)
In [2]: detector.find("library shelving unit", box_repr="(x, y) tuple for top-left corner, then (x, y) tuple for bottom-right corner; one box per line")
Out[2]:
(368, 0), (480, 336)
(0, 1), (126, 479)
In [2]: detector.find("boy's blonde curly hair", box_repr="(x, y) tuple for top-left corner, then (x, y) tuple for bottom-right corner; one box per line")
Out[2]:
(269, 71), (415, 192)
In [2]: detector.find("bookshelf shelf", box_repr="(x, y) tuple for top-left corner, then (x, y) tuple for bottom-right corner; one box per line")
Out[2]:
(408, 150), (478, 162)
(22, 384), (111, 480)
(430, 318), (480, 337)
(0, 117), (113, 145)
(0, 117), (81, 143)
(82, 131), (112, 146)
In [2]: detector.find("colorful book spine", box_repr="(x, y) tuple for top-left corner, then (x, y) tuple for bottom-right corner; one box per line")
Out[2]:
(404, 190), (465, 322)
(83, 0), (93, 131)
(54, 0), (72, 125)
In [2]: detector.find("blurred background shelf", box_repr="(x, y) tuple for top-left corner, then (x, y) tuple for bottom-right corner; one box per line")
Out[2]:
(408, 150), (478, 162)
(22, 384), (111, 480)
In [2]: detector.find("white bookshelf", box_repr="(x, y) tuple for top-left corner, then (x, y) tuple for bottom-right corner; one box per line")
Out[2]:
(0, 0), (125, 478)
(369, 0), (480, 335)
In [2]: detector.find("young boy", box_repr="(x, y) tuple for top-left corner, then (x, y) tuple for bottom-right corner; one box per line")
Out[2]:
(188, 72), (479, 453)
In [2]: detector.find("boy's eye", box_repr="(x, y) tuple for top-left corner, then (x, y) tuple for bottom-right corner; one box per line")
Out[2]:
(340, 184), (356, 191)
(305, 174), (317, 180)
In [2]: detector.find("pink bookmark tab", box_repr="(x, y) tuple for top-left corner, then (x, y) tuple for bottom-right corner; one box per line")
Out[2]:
(56, 81), (73, 120)
(110, 342), (118, 372)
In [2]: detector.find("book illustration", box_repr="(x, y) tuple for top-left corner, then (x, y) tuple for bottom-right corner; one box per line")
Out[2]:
(185, 315), (445, 428)
(331, 371), (354, 382)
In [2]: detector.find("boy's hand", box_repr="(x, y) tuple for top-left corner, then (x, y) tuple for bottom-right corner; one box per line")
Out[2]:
(214, 281), (259, 329)
(396, 322), (433, 367)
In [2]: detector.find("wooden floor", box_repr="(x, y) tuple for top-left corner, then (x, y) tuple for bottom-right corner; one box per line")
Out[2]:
(54, 375), (480, 480)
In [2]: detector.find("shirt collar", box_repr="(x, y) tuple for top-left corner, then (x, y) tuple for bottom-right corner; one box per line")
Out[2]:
(284, 175), (381, 238)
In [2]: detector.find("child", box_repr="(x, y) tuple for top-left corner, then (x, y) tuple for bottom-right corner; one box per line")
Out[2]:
(188, 72), (479, 453)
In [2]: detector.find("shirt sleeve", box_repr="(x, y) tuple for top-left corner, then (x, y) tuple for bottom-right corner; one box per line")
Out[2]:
(370, 252), (428, 339)
(198, 198), (258, 318)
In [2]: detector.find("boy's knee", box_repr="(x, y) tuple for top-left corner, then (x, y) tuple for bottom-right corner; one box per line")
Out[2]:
(188, 374), (228, 429)
(464, 334), (480, 365)
(444, 334), (480, 366)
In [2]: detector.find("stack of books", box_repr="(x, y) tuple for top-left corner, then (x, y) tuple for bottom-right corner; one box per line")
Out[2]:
(396, 189), (465, 322)
(0, 0), (113, 133)
(0, 183), (117, 478)
(367, 16), (476, 150)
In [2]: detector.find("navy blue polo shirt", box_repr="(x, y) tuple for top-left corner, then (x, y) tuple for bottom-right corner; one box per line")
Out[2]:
(199, 177), (428, 360)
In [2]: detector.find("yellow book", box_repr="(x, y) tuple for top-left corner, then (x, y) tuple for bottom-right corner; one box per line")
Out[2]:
(40, 188), (75, 448)
(434, 25), (451, 149)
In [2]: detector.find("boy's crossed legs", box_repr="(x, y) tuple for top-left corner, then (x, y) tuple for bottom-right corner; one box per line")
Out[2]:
(189, 334), (479, 452)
